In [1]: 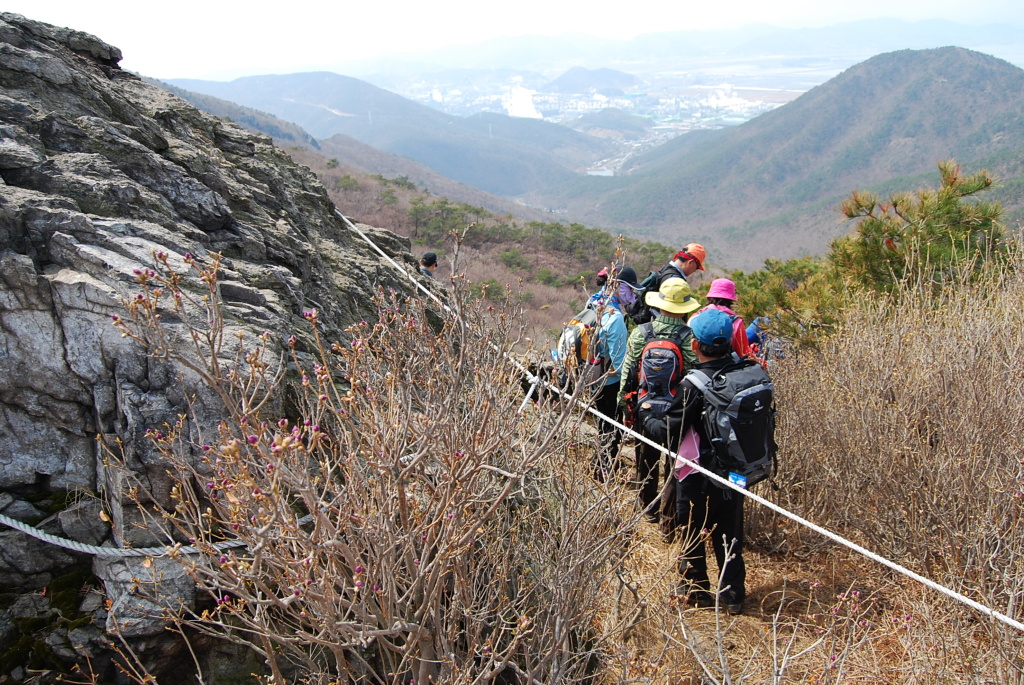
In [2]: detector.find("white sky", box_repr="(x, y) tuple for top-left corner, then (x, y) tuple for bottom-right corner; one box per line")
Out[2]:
(4, 0), (1022, 80)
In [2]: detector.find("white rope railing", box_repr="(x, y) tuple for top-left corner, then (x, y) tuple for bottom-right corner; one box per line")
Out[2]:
(0, 511), (246, 558)
(336, 211), (1024, 633)
(2, 209), (1020, 633)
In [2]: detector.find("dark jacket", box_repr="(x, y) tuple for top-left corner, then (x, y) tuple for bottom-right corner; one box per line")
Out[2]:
(655, 261), (688, 289)
(642, 355), (734, 453)
(624, 262), (689, 325)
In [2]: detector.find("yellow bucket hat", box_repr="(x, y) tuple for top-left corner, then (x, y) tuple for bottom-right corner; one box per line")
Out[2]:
(644, 277), (702, 315)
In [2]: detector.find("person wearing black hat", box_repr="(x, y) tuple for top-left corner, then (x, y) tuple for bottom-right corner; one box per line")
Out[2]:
(614, 265), (639, 310)
(587, 264), (640, 312)
(419, 251), (438, 278)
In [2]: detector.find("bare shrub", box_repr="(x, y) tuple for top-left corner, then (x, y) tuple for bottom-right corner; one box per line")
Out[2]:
(106, 252), (642, 683)
(745, 246), (1024, 680)
(100, 241), (1024, 683)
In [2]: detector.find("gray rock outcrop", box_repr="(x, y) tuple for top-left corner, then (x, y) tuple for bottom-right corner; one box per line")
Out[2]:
(0, 12), (429, 681)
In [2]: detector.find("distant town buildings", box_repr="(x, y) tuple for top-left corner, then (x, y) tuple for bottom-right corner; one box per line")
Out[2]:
(396, 74), (803, 174)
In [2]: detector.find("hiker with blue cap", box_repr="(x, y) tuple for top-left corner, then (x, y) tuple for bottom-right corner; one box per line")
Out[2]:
(665, 306), (761, 615)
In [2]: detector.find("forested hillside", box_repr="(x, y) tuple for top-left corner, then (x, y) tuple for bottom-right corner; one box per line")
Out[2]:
(158, 80), (687, 340)
(288, 145), (677, 339)
(544, 47), (1024, 269)
(567, 107), (654, 141)
(169, 72), (617, 196)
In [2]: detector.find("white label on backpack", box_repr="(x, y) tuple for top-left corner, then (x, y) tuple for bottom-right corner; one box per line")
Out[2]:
(728, 472), (748, 489)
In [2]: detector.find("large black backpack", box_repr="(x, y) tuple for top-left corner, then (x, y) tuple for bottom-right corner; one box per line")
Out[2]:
(626, 263), (689, 326)
(625, 270), (659, 325)
(686, 358), (777, 489)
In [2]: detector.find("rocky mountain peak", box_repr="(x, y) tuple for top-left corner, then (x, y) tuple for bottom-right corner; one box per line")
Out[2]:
(0, 12), (424, 678)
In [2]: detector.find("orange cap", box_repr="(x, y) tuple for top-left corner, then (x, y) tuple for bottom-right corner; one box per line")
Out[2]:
(675, 243), (706, 270)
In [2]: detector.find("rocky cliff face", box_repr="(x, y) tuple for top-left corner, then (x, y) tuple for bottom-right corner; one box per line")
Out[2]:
(0, 12), (424, 680)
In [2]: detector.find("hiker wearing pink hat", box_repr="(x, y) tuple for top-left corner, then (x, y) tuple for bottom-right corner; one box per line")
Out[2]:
(705, 278), (737, 301)
(690, 278), (753, 359)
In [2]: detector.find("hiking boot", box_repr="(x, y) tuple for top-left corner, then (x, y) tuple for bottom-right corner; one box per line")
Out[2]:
(689, 592), (715, 609)
(674, 583), (714, 608)
(720, 592), (744, 615)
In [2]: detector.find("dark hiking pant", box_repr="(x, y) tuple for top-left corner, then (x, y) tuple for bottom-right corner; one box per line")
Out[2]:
(635, 440), (675, 521)
(593, 381), (622, 480)
(676, 476), (746, 601)
(635, 413), (683, 523)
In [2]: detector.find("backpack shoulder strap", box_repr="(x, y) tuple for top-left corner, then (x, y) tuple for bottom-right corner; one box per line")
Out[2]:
(685, 369), (712, 394)
(659, 262), (686, 281)
(639, 322), (656, 342)
(670, 323), (692, 343)
(734, 355), (764, 373)
(649, 323), (691, 352)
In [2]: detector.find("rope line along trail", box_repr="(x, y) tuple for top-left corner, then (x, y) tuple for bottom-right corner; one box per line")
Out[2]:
(0, 511), (247, 558)
(336, 210), (1024, 633)
(2, 209), (1021, 634)
(0, 512), (313, 559)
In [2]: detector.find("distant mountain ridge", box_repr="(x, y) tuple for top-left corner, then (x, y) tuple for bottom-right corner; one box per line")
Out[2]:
(148, 79), (555, 221)
(540, 47), (1024, 269)
(539, 67), (640, 95)
(170, 46), (1024, 271)
(169, 72), (616, 197)
(343, 19), (1023, 84)
(145, 77), (322, 150)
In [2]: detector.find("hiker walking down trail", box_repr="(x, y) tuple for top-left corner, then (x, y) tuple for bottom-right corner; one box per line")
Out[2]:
(747, 317), (767, 350)
(586, 265), (639, 479)
(618, 277), (701, 522)
(746, 316), (784, 366)
(627, 243), (706, 325)
(669, 308), (776, 615)
(613, 265), (640, 312)
(419, 251), (438, 278)
(588, 267), (612, 309)
(590, 296), (628, 480)
(555, 266), (635, 478)
(690, 278), (753, 359)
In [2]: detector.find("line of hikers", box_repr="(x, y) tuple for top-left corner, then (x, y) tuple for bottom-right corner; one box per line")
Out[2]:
(555, 244), (778, 616)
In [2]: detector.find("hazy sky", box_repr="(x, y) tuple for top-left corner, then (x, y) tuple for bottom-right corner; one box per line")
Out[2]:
(5, 0), (1022, 80)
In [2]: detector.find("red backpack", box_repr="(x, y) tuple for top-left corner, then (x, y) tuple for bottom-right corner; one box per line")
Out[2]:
(625, 323), (691, 423)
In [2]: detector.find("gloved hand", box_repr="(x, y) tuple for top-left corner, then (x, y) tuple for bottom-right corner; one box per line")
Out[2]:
(642, 414), (668, 442)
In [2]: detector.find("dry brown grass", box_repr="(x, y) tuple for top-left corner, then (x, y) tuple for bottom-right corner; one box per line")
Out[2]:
(108, 250), (653, 683)
(598, 250), (1024, 683)
(106, 242), (1024, 683)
